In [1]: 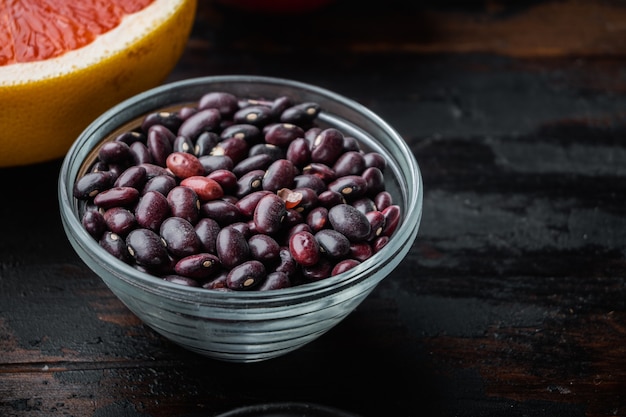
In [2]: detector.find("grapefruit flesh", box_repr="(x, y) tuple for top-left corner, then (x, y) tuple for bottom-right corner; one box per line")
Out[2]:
(0, 0), (197, 167)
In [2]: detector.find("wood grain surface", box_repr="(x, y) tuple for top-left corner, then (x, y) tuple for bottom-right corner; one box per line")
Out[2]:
(1, 1), (625, 416)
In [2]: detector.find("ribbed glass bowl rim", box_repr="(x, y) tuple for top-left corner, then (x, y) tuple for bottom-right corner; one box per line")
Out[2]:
(58, 74), (423, 306)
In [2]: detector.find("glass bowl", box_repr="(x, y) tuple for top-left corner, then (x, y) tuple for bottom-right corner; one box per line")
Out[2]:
(58, 75), (423, 363)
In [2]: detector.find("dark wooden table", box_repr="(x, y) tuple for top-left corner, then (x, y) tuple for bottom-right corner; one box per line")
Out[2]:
(2, 1), (625, 416)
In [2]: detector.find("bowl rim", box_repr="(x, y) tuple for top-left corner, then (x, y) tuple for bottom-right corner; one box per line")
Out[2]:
(58, 74), (423, 303)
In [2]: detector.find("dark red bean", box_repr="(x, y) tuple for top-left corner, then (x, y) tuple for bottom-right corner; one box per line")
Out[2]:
(98, 141), (131, 165)
(216, 227), (250, 269)
(173, 135), (195, 154)
(137, 163), (172, 181)
(327, 175), (368, 200)
(362, 166), (385, 196)
(269, 96), (293, 118)
(163, 274), (200, 287)
(194, 217), (221, 254)
(207, 169), (237, 193)
(233, 105), (273, 127)
(248, 234), (281, 265)
(253, 193), (287, 235)
(264, 123), (305, 147)
(257, 271), (291, 291)
(382, 205), (401, 237)
(93, 186), (139, 209)
(288, 230), (320, 267)
(280, 102), (320, 126)
(202, 270), (230, 290)
(342, 136), (360, 152)
(235, 190), (273, 218)
(198, 91), (239, 117)
(103, 207), (136, 236)
(141, 111), (183, 134)
(199, 154), (234, 173)
(301, 162), (335, 183)
(349, 242), (374, 262)
(200, 199), (242, 225)
(363, 152), (387, 171)
(374, 191), (393, 211)
(301, 257), (332, 281)
(310, 128), (344, 166)
(228, 221), (252, 238)
(81, 208), (107, 239)
(160, 217), (202, 258)
(282, 223), (313, 247)
(211, 136), (249, 165)
(365, 210), (386, 241)
(167, 186), (200, 224)
(274, 246), (297, 277)
(99, 231), (130, 262)
(373, 235), (390, 253)
(174, 253), (220, 279)
(315, 229), (350, 259)
(141, 174), (176, 196)
(114, 165), (147, 190)
(304, 127), (321, 144)
(236, 169), (265, 199)
(290, 187), (318, 213)
(286, 137), (311, 167)
(352, 197), (377, 215)
(194, 131), (220, 157)
(283, 208), (304, 228)
(221, 123), (262, 144)
(262, 159), (296, 192)
(232, 153), (274, 177)
(73, 171), (113, 199)
(129, 141), (153, 165)
(115, 130), (145, 145)
(317, 190), (346, 209)
(126, 228), (169, 268)
(306, 206), (328, 233)
(179, 106), (199, 121)
(333, 151), (366, 177)
(249, 143), (285, 160)
(227, 260), (266, 290)
(147, 124), (175, 166)
(292, 174), (326, 195)
(328, 203), (371, 242)
(135, 190), (170, 231)
(331, 259), (360, 276)
(177, 108), (221, 140)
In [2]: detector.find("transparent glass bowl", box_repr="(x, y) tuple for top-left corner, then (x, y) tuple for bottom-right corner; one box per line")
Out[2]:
(58, 75), (423, 362)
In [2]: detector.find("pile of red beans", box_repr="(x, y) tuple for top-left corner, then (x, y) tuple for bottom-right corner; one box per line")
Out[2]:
(73, 91), (401, 291)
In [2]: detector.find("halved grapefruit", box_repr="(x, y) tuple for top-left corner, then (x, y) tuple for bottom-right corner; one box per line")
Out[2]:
(0, 0), (197, 167)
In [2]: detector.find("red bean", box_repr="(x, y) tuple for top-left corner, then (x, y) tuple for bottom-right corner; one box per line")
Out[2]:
(180, 176), (224, 201)
(289, 230), (320, 267)
(166, 152), (206, 179)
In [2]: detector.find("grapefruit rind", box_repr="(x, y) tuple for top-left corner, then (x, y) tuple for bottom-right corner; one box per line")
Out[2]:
(0, 0), (197, 167)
